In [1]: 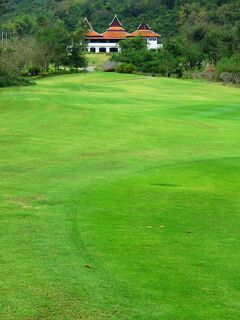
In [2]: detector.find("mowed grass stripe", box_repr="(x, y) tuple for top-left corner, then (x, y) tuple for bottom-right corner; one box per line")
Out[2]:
(0, 72), (240, 319)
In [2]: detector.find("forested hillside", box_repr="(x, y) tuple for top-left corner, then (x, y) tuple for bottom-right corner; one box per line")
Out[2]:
(1, 0), (240, 37)
(0, 0), (239, 85)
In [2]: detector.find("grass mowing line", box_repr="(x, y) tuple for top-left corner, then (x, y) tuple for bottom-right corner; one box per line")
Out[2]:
(0, 72), (240, 319)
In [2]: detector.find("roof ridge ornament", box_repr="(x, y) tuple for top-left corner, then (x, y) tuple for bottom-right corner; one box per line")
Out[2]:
(137, 23), (151, 30)
(84, 17), (93, 30)
(109, 15), (123, 28)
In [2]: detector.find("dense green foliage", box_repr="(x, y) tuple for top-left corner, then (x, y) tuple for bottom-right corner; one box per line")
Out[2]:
(1, 0), (239, 38)
(0, 0), (239, 84)
(0, 15), (87, 86)
(113, 34), (239, 81)
(1, 72), (240, 319)
(217, 53), (240, 74)
(0, 71), (32, 86)
(113, 37), (200, 76)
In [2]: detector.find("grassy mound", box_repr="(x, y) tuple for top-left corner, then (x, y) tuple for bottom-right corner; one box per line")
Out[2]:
(86, 53), (109, 69)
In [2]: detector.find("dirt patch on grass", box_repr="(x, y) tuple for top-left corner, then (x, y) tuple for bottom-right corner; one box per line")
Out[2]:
(5, 194), (48, 209)
(151, 183), (179, 187)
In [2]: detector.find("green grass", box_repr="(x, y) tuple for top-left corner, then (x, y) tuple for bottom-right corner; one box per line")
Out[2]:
(0, 72), (240, 319)
(86, 53), (109, 68)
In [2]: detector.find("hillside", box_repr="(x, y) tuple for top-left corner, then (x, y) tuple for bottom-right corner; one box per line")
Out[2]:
(1, 0), (239, 37)
(0, 0), (239, 85)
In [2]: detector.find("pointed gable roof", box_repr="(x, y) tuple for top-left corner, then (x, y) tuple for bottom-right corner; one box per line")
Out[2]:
(128, 22), (161, 38)
(102, 15), (129, 39)
(84, 17), (103, 38)
(137, 23), (151, 31)
(84, 17), (93, 30)
(108, 15), (124, 29)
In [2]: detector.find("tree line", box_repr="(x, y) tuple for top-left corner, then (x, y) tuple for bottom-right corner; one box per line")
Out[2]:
(0, 0), (239, 85)
(0, 15), (87, 86)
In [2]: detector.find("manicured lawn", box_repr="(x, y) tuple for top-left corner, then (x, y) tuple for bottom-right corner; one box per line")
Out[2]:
(86, 53), (109, 68)
(0, 73), (240, 319)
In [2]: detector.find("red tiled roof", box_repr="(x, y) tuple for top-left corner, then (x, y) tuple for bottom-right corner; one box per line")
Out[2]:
(101, 15), (129, 39)
(102, 30), (129, 39)
(84, 17), (103, 38)
(128, 30), (160, 38)
(107, 26), (125, 31)
(84, 16), (160, 40)
(128, 22), (160, 38)
(86, 30), (103, 37)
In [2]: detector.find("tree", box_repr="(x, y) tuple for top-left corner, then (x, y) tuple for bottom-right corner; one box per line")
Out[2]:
(4, 15), (35, 38)
(0, 37), (38, 87)
(37, 19), (69, 70)
(66, 21), (87, 69)
(113, 36), (149, 69)
(0, 0), (7, 15)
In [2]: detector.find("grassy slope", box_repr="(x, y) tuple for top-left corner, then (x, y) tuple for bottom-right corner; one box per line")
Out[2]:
(86, 53), (109, 68)
(0, 73), (240, 320)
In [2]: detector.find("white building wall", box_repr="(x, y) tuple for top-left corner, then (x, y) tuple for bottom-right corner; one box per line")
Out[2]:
(87, 42), (120, 53)
(87, 38), (162, 52)
(147, 38), (162, 50)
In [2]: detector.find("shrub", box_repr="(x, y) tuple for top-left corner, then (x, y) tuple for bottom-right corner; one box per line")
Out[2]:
(216, 54), (240, 74)
(141, 61), (159, 74)
(0, 74), (33, 87)
(216, 54), (240, 83)
(219, 72), (240, 84)
(0, 76), (7, 87)
(28, 66), (41, 76)
(117, 63), (136, 74)
(102, 61), (120, 72)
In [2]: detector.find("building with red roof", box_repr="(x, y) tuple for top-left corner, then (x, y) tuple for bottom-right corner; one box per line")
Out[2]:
(85, 16), (162, 53)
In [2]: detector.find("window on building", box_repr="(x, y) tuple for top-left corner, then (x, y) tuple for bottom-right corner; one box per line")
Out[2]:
(110, 48), (118, 53)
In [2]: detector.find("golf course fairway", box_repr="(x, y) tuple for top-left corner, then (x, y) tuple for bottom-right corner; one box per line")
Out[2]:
(0, 72), (240, 319)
